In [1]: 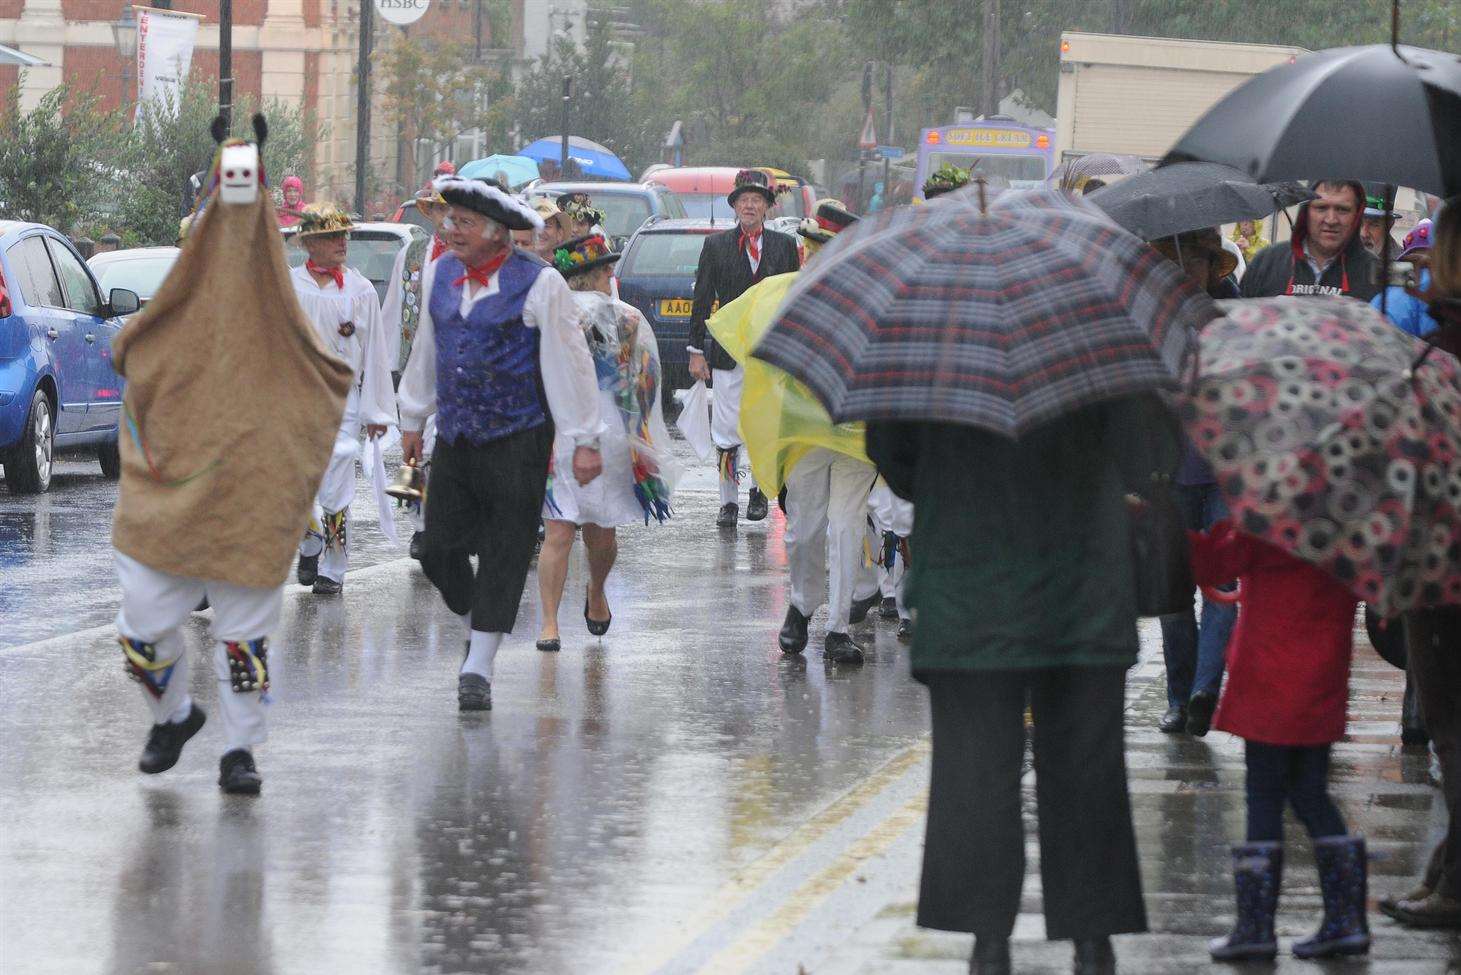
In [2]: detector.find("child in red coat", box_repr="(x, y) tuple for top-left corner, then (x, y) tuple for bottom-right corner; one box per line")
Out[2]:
(1191, 520), (1370, 962)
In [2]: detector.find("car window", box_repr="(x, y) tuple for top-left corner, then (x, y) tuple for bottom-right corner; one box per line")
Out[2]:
(623, 232), (711, 277)
(5, 236), (65, 309)
(656, 189), (687, 220)
(93, 256), (177, 301)
(46, 238), (103, 316)
(347, 233), (406, 304)
(594, 195), (653, 240)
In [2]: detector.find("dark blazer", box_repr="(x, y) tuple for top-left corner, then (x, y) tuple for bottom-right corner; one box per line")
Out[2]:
(688, 226), (799, 371)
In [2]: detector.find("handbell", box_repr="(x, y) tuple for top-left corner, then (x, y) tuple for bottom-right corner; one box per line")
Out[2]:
(385, 458), (425, 503)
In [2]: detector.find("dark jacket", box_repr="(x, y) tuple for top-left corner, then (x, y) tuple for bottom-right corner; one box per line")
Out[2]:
(1240, 188), (1379, 302)
(866, 395), (1180, 676)
(688, 226), (799, 371)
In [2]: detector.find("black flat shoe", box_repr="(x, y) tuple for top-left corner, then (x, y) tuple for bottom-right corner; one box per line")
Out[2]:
(779, 605), (809, 654)
(970, 937), (1012, 975)
(746, 487), (769, 521)
(536, 638), (561, 653)
(1072, 937), (1114, 975)
(312, 577), (342, 595)
(1158, 704), (1187, 733)
(1186, 690), (1218, 737)
(585, 598), (611, 636)
(219, 748), (262, 795)
(297, 553), (319, 587)
(715, 502), (739, 528)
(823, 631), (865, 665)
(848, 592), (880, 625)
(139, 704), (206, 774)
(879, 596), (899, 621)
(458, 673), (492, 711)
(897, 617), (914, 641)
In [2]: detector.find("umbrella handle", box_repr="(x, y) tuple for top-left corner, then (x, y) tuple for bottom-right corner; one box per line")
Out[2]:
(1202, 583), (1240, 606)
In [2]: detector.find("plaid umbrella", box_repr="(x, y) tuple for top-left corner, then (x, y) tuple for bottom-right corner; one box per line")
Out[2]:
(1182, 298), (1461, 616)
(753, 185), (1218, 438)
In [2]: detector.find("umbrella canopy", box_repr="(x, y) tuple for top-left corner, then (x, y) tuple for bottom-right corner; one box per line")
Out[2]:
(519, 136), (632, 181)
(458, 154), (540, 188)
(0, 43), (49, 66)
(1047, 153), (1148, 189)
(1182, 297), (1461, 616)
(753, 185), (1218, 438)
(1163, 44), (1461, 198)
(1087, 162), (1313, 241)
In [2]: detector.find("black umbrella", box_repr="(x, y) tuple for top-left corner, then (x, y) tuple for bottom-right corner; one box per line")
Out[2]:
(1086, 162), (1312, 240)
(1161, 43), (1461, 197)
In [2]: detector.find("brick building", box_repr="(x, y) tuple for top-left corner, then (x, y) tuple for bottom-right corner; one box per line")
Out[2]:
(0, 0), (587, 212)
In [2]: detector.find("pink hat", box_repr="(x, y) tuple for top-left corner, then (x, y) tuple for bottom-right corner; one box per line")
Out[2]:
(434, 161), (457, 176)
(1398, 219), (1433, 260)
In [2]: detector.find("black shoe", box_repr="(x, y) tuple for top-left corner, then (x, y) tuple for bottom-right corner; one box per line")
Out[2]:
(1158, 704), (1188, 733)
(458, 672), (492, 711)
(536, 638), (561, 653)
(218, 748), (262, 795)
(1186, 691), (1218, 737)
(194, 595), (210, 612)
(585, 598), (612, 636)
(879, 596), (899, 621)
(715, 502), (739, 528)
(1072, 938), (1114, 975)
(138, 704), (206, 774)
(409, 531), (424, 561)
(779, 605), (810, 654)
(312, 576), (342, 595)
(823, 631), (865, 665)
(848, 592), (881, 625)
(970, 937), (1011, 975)
(297, 553), (319, 587)
(897, 617), (914, 641)
(746, 487), (769, 521)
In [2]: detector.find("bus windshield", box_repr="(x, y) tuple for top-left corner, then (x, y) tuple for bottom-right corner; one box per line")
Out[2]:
(927, 151), (1048, 186)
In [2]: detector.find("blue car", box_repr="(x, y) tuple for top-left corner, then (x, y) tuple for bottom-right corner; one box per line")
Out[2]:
(1, 221), (140, 493)
(614, 218), (720, 399)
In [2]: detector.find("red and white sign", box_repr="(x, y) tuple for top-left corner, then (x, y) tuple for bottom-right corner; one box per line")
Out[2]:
(857, 108), (879, 151)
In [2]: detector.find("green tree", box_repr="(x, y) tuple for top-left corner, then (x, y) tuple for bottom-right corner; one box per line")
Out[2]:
(0, 82), (125, 234)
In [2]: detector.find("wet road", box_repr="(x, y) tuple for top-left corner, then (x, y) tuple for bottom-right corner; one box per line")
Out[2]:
(2, 445), (1459, 973)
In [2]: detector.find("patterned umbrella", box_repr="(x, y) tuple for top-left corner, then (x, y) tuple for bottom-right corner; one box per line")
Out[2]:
(753, 185), (1218, 438)
(1182, 298), (1461, 616)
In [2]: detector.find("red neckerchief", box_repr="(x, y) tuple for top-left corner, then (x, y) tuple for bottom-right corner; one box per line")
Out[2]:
(306, 260), (344, 290)
(430, 236), (447, 262)
(454, 249), (510, 290)
(739, 226), (763, 265)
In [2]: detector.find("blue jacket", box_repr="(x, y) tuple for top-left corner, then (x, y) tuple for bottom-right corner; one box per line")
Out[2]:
(1372, 268), (1438, 338)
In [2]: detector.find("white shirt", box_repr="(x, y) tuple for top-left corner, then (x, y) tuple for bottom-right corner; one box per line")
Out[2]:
(289, 264), (398, 429)
(397, 258), (606, 444)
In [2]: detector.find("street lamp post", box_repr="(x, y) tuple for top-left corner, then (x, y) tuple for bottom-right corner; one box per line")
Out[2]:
(560, 76), (571, 173)
(354, 0), (374, 216)
(219, 0), (233, 129)
(111, 5), (137, 116)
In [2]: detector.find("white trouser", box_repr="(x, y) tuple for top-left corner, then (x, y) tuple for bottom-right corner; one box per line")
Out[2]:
(868, 481), (914, 615)
(784, 449), (877, 633)
(711, 365), (756, 505)
(410, 414), (438, 533)
(114, 551), (283, 752)
(301, 392), (361, 582)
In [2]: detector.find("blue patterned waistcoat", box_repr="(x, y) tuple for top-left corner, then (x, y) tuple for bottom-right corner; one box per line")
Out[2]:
(431, 251), (547, 444)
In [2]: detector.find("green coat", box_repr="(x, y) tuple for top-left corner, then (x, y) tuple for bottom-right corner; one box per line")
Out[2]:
(866, 396), (1179, 678)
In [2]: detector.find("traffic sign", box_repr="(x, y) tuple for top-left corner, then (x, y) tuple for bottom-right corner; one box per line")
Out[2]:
(375, 0), (429, 26)
(875, 145), (905, 159)
(857, 108), (878, 151)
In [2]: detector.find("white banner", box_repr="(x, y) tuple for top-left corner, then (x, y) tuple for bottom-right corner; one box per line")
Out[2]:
(136, 7), (202, 119)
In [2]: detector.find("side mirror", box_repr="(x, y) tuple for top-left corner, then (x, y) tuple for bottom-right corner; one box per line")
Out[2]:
(108, 288), (141, 317)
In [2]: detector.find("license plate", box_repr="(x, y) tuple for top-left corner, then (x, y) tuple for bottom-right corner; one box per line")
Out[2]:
(659, 298), (693, 317)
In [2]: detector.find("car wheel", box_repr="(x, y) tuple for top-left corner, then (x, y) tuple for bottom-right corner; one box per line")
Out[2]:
(4, 389), (54, 494)
(98, 438), (122, 479)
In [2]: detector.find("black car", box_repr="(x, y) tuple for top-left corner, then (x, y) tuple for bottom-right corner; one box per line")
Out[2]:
(614, 218), (720, 399)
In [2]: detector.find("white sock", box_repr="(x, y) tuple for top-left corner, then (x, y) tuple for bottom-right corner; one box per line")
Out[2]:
(461, 630), (502, 680)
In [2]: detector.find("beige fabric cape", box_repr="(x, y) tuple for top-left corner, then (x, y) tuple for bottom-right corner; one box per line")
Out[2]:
(111, 190), (354, 588)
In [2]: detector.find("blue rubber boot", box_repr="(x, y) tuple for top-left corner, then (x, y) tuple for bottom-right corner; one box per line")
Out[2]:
(1293, 835), (1371, 959)
(1210, 842), (1282, 961)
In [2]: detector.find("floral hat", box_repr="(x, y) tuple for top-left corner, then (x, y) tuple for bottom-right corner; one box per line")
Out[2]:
(559, 192), (606, 227)
(922, 164), (970, 200)
(295, 203), (354, 238)
(727, 169), (778, 207)
(553, 233), (620, 277)
(1398, 219), (1433, 260)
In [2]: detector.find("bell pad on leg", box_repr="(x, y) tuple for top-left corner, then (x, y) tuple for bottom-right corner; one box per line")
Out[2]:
(322, 509), (348, 552)
(120, 636), (179, 700)
(224, 638), (270, 694)
(717, 446), (742, 484)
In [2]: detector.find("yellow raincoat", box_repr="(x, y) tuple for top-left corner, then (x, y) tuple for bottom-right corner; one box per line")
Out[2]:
(706, 272), (868, 495)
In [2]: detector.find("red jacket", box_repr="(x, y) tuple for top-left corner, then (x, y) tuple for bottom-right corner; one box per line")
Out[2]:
(1189, 522), (1357, 746)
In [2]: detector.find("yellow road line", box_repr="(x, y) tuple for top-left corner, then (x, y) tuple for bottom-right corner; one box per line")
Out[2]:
(619, 738), (929, 975)
(697, 791), (928, 974)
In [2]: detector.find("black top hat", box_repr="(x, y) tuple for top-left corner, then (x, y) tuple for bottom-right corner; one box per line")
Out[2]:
(433, 175), (542, 231)
(797, 199), (859, 243)
(727, 169), (778, 207)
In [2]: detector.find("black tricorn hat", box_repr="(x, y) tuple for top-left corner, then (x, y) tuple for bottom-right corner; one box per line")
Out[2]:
(727, 169), (778, 207)
(433, 175), (543, 232)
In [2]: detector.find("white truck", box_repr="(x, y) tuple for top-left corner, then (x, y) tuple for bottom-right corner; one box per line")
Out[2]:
(1054, 32), (1307, 165)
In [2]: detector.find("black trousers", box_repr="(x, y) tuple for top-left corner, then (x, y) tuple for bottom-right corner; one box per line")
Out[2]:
(919, 667), (1148, 940)
(420, 423), (553, 634)
(1405, 606), (1461, 898)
